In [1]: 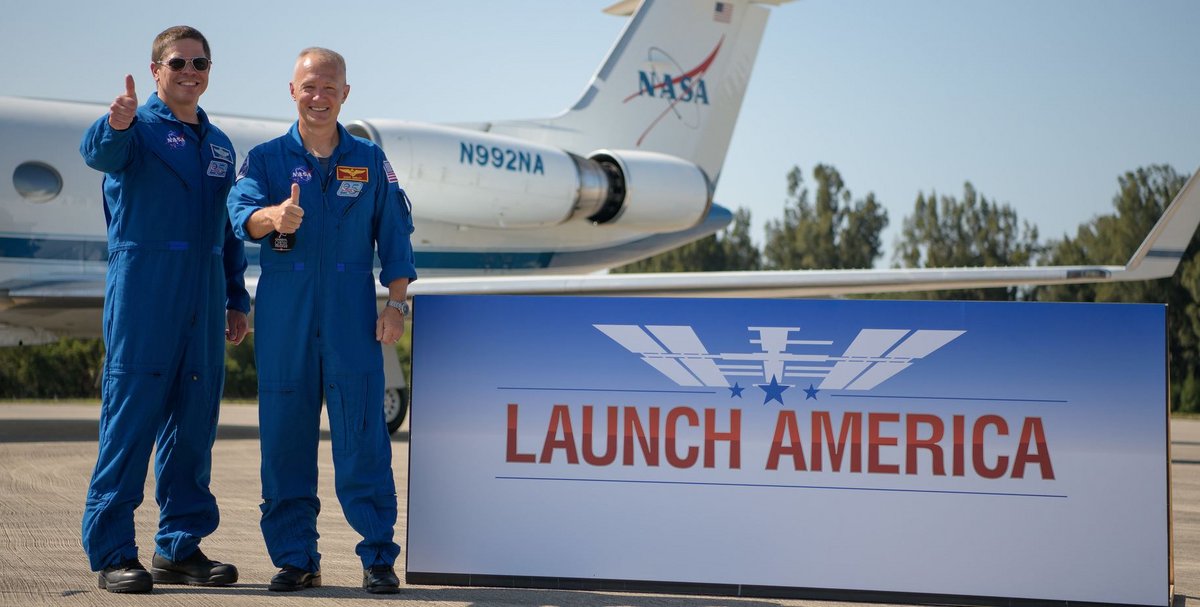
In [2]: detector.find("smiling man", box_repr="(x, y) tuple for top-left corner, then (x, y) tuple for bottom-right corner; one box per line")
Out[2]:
(79, 26), (250, 594)
(226, 47), (416, 594)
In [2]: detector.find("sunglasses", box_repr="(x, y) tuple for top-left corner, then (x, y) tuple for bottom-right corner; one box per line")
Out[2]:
(156, 57), (211, 72)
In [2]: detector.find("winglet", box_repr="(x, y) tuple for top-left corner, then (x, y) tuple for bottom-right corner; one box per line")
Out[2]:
(1119, 168), (1200, 280)
(602, 0), (640, 16)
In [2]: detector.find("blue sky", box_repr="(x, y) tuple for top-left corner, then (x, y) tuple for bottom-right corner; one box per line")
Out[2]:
(4, 0), (1197, 258)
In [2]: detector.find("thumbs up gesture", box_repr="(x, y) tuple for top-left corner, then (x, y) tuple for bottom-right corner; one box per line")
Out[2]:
(108, 74), (138, 131)
(273, 183), (305, 233)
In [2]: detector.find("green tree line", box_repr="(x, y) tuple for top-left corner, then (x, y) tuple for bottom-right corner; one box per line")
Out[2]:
(0, 328), (413, 401)
(618, 163), (1196, 411)
(3, 164), (1194, 410)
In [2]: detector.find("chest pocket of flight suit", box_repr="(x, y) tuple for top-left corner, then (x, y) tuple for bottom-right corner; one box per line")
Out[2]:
(332, 174), (379, 266)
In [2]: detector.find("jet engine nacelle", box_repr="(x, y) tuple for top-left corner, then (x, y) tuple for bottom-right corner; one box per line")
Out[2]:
(580, 149), (712, 232)
(347, 120), (710, 232)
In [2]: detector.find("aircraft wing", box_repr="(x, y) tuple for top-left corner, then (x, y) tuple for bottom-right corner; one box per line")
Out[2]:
(1, 278), (104, 344)
(403, 264), (1121, 299)
(398, 166), (1200, 299)
(5, 168), (1198, 345)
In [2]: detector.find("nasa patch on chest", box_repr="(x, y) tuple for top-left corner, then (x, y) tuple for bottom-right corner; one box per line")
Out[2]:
(336, 181), (364, 197)
(165, 130), (187, 150)
(207, 160), (229, 178)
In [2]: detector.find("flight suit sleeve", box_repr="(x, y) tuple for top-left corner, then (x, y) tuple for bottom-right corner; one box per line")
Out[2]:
(216, 146), (252, 313)
(226, 151), (270, 243)
(222, 219), (251, 313)
(79, 114), (138, 173)
(374, 153), (418, 287)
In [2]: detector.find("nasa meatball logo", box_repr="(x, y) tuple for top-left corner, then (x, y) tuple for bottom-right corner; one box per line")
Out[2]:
(290, 165), (312, 184)
(624, 41), (718, 147)
(165, 131), (186, 150)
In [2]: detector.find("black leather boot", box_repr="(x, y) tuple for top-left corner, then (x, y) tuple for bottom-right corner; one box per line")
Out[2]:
(363, 564), (400, 594)
(98, 559), (152, 593)
(151, 549), (238, 586)
(269, 565), (321, 592)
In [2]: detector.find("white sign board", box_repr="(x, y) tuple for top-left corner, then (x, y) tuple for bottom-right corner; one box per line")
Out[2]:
(407, 296), (1171, 606)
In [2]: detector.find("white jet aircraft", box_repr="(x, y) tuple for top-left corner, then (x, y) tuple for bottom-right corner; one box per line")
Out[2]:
(2, 0), (1198, 432)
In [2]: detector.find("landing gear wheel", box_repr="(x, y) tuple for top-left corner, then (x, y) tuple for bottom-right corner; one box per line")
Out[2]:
(384, 387), (409, 435)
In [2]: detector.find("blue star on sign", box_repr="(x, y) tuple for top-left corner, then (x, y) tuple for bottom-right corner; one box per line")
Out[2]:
(804, 384), (820, 400)
(759, 375), (790, 405)
(729, 382), (744, 398)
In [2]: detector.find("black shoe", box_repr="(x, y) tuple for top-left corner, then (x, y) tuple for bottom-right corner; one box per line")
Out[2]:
(362, 564), (400, 594)
(150, 548), (238, 586)
(269, 565), (321, 592)
(98, 559), (153, 594)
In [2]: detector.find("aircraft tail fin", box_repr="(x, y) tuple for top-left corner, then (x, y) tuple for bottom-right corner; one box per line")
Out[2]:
(1120, 167), (1200, 280)
(488, 0), (788, 184)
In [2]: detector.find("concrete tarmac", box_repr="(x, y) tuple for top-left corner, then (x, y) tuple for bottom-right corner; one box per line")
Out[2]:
(0, 402), (1196, 607)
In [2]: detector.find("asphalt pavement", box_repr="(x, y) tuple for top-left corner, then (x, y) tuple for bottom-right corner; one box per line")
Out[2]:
(0, 402), (1195, 607)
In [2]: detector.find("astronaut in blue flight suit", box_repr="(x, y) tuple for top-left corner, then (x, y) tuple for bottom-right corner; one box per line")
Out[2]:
(226, 47), (416, 595)
(78, 26), (249, 594)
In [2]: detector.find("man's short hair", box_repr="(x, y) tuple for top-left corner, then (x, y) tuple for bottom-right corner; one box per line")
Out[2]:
(297, 47), (347, 79)
(152, 26), (211, 62)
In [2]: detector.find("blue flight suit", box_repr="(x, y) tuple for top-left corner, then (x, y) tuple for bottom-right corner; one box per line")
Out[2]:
(79, 93), (250, 571)
(227, 122), (416, 572)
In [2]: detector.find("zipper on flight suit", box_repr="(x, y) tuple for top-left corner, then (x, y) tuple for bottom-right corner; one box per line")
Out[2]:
(188, 123), (206, 329)
(311, 151), (340, 340)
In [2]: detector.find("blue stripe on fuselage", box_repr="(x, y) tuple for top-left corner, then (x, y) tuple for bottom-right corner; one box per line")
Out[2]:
(0, 236), (108, 262)
(0, 204), (735, 272)
(0, 236), (557, 269)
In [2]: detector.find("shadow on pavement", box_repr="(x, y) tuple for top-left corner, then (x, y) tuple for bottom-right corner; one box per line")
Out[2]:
(0, 419), (408, 444)
(137, 584), (793, 605)
(0, 420), (100, 443)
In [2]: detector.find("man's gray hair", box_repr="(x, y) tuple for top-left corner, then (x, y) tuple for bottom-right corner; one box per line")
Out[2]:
(296, 47), (346, 78)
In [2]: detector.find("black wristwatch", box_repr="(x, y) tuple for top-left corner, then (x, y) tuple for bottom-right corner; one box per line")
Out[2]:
(385, 299), (410, 316)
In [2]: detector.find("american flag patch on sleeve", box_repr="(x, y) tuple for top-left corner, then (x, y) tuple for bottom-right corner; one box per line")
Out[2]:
(383, 161), (398, 184)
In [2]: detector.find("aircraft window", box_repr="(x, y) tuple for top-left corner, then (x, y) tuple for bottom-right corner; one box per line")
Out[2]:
(14, 161), (62, 203)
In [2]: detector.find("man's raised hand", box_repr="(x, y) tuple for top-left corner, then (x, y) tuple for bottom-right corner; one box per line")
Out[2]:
(108, 75), (138, 131)
(275, 183), (304, 233)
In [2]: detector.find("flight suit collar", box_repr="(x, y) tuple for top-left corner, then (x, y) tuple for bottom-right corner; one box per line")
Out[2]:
(285, 121), (356, 160)
(143, 93), (210, 138)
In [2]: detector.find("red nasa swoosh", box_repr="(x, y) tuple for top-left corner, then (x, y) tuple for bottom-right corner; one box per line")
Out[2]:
(623, 36), (723, 146)
(623, 37), (724, 103)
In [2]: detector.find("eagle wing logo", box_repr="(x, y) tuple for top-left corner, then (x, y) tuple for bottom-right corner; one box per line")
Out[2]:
(336, 166), (370, 182)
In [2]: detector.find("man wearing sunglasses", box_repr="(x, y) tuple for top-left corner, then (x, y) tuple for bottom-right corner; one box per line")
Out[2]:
(79, 25), (249, 594)
(227, 47), (415, 594)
